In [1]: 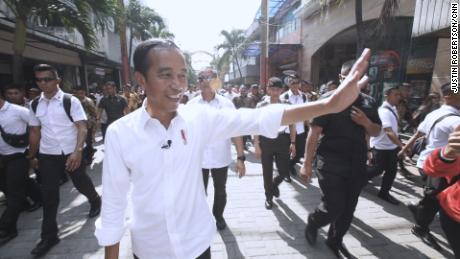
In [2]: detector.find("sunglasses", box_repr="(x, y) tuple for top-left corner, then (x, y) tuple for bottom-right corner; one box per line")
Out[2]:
(198, 76), (214, 83)
(35, 77), (56, 83)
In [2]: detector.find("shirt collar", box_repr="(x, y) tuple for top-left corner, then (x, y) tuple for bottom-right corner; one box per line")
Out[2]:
(382, 101), (395, 109)
(441, 104), (460, 114)
(39, 88), (64, 103)
(139, 99), (186, 129)
(0, 101), (11, 112)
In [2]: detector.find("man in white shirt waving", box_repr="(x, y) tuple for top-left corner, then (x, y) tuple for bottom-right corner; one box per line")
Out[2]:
(28, 64), (101, 257)
(96, 39), (371, 259)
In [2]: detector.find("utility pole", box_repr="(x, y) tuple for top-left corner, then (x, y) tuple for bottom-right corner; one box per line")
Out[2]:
(118, 0), (130, 86)
(260, 0), (269, 88)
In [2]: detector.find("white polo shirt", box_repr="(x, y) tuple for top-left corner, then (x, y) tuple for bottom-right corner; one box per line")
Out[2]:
(416, 105), (460, 168)
(95, 101), (285, 259)
(0, 102), (29, 155)
(283, 90), (307, 134)
(187, 94), (235, 169)
(370, 101), (399, 150)
(29, 89), (87, 155)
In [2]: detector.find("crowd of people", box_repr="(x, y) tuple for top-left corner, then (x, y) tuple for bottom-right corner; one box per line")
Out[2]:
(0, 39), (459, 259)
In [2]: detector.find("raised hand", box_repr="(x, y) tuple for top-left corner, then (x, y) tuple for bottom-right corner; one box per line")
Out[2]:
(327, 49), (371, 113)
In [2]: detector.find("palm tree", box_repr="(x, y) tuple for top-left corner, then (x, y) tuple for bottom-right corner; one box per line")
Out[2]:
(2, 0), (117, 83)
(126, 0), (173, 64)
(216, 29), (246, 79)
(183, 51), (197, 84)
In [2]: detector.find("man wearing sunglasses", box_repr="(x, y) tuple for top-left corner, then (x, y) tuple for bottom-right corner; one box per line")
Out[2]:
(28, 64), (101, 257)
(95, 39), (371, 259)
(188, 69), (245, 231)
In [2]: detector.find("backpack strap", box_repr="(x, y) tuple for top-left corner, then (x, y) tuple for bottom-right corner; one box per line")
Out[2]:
(426, 113), (460, 138)
(302, 93), (307, 103)
(31, 96), (40, 114)
(284, 93), (289, 100)
(63, 94), (74, 122)
(31, 95), (73, 122)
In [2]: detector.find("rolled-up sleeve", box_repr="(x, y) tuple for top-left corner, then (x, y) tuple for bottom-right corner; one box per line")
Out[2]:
(208, 103), (286, 142)
(95, 125), (130, 246)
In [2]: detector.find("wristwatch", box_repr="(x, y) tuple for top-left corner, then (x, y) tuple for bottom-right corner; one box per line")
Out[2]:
(237, 155), (246, 162)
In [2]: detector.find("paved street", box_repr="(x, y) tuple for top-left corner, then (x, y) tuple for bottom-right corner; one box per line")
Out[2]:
(0, 140), (456, 259)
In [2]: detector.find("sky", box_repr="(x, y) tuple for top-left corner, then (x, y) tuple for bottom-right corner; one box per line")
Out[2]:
(141, 0), (261, 70)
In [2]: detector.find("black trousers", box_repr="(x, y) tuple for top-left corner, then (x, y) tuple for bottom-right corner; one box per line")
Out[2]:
(290, 132), (306, 173)
(439, 208), (460, 258)
(101, 123), (108, 140)
(0, 153), (28, 233)
(38, 153), (99, 240)
(367, 148), (399, 194)
(202, 167), (228, 220)
(308, 171), (365, 244)
(411, 168), (446, 231)
(260, 134), (290, 200)
(133, 247), (211, 259)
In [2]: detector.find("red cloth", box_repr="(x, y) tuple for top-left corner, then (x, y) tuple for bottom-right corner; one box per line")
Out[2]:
(423, 148), (460, 223)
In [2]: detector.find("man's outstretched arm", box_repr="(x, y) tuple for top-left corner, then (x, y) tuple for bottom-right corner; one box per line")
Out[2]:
(281, 49), (370, 126)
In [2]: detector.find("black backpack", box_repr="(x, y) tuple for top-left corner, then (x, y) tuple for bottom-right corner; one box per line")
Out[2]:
(31, 94), (74, 122)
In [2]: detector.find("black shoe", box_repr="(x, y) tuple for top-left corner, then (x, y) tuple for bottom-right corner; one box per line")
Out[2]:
(0, 230), (18, 246)
(272, 185), (280, 198)
(216, 218), (227, 230)
(283, 177), (292, 183)
(88, 196), (101, 218)
(31, 237), (60, 256)
(304, 220), (318, 245)
(411, 226), (442, 251)
(378, 192), (400, 205)
(27, 202), (42, 212)
(265, 199), (273, 210)
(325, 239), (356, 259)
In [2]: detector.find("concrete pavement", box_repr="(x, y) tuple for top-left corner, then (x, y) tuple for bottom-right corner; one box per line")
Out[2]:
(0, 141), (455, 259)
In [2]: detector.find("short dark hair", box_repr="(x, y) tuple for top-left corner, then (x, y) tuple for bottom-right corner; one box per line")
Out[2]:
(341, 60), (355, 76)
(33, 64), (59, 78)
(4, 83), (24, 92)
(441, 83), (455, 96)
(268, 77), (283, 88)
(133, 39), (180, 77)
(104, 81), (117, 88)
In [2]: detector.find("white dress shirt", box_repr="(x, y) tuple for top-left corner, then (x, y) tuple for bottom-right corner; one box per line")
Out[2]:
(0, 102), (29, 155)
(29, 89), (87, 155)
(370, 101), (399, 150)
(187, 94), (235, 169)
(283, 90), (307, 134)
(95, 101), (285, 259)
(416, 104), (460, 168)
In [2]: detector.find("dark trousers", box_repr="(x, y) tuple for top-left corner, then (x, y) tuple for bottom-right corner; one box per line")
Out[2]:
(309, 171), (365, 244)
(84, 127), (95, 163)
(38, 153), (99, 240)
(101, 123), (108, 140)
(439, 208), (460, 258)
(0, 153), (28, 233)
(260, 134), (290, 200)
(290, 132), (306, 173)
(412, 169), (445, 232)
(133, 247), (211, 259)
(202, 167), (228, 220)
(367, 148), (399, 194)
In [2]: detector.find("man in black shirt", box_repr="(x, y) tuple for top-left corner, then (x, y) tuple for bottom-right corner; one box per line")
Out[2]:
(300, 60), (382, 258)
(97, 81), (128, 139)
